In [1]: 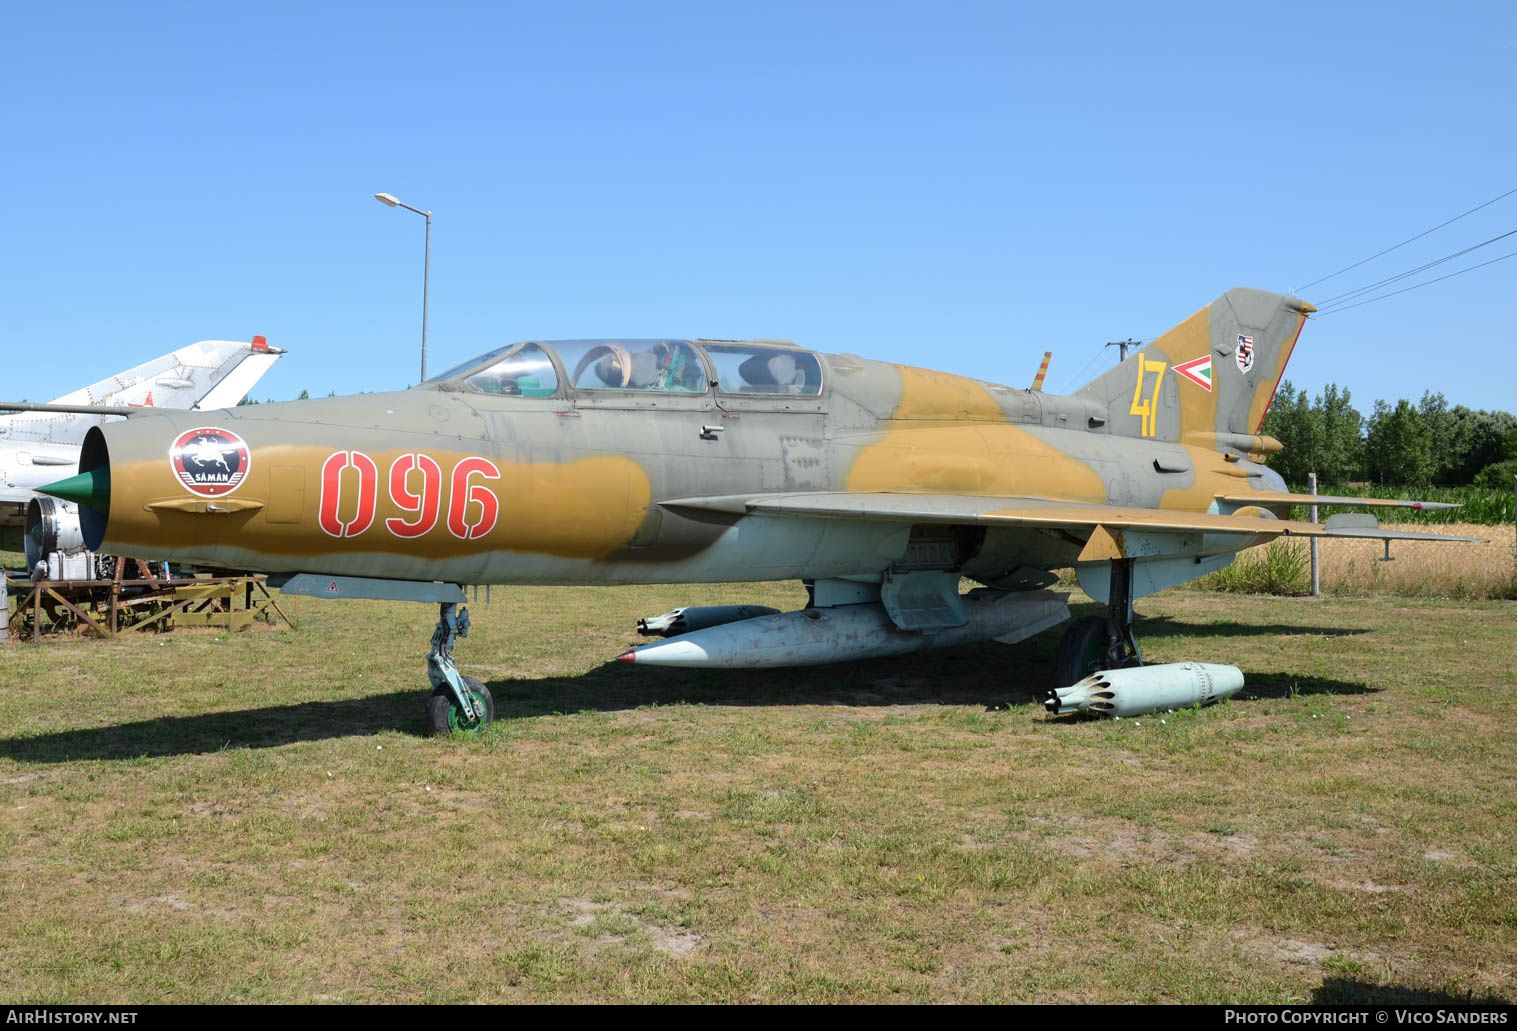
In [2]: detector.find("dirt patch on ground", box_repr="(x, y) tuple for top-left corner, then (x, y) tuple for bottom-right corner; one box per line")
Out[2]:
(1321, 878), (1406, 895)
(1013, 816), (1208, 866)
(1233, 929), (1394, 972)
(1257, 936), (1337, 966)
(120, 893), (194, 913)
(546, 896), (708, 959)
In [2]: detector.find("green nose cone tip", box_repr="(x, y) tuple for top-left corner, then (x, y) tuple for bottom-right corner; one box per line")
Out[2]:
(38, 467), (111, 510)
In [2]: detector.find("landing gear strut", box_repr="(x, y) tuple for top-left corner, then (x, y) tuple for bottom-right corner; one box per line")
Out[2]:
(425, 602), (494, 736)
(1054, 558), (1143, 686)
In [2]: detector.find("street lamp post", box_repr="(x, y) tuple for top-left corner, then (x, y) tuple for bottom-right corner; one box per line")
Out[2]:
(375, 193), (432, 383)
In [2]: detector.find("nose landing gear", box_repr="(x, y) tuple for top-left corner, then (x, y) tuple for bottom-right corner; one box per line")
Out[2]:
(426, 602), (494, 736)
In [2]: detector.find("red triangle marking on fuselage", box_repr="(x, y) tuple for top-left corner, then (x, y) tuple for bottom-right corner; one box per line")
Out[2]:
(1173, 355), (1213, 392)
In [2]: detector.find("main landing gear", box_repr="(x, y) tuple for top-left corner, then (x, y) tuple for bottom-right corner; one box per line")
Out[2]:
(425, 602), (495, 736)
(1054, 558), (1144, 687)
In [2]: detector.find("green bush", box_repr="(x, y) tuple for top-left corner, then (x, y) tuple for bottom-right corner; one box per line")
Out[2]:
(1195, 540), (1309, 596)
(1473, 461), (1517, 492)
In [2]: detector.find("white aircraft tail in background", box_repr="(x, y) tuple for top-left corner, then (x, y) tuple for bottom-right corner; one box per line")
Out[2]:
(5, 337), (285, 451)
(1, 337), (287, 556)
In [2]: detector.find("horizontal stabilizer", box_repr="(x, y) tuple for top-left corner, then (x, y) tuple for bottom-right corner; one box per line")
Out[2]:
(1218, 492), (1459, 511)
(1315, 513), (1474, 541)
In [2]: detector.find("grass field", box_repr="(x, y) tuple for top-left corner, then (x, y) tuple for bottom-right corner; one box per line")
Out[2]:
(1, 581), (1515, 1004)
(1318, 522), (1515, 599)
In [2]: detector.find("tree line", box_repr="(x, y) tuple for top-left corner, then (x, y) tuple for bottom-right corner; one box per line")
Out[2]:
(1261, 381), (1517, 488)
(237, 390), (331, 405)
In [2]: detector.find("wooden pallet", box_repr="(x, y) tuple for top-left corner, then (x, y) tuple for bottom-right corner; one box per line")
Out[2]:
(3, 565), (294, 642)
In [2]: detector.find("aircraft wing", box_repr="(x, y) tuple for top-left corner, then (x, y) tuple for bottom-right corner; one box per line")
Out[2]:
(661, 492), (1485, 543)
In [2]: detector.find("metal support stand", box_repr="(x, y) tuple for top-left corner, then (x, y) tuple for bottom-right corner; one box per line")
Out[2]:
(1309, 472), (1321, 596)
(1104, 558), (1143, 668)
(426, 603), (477, 722)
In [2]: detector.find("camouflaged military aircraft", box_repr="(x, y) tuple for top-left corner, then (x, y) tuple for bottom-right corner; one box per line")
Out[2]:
(28, 287), (1475, 734)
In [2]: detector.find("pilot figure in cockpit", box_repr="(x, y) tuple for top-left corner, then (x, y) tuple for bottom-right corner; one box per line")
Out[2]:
(737, 351), (802, 393)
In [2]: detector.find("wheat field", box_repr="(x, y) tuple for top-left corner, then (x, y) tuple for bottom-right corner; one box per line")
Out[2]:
(1315, 522), (1515, 599)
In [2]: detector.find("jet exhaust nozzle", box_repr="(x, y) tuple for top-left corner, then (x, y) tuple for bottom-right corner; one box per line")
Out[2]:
(1047, 662), (1244, 718)
(24, 497), (86, 571)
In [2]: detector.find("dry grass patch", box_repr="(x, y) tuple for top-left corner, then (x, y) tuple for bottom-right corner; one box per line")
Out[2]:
(1200, 522), (1515, 599)
(1317, 521), (1515, 599)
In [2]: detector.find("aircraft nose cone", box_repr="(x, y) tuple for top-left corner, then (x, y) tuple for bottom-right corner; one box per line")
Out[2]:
(38, 467), (111, 511)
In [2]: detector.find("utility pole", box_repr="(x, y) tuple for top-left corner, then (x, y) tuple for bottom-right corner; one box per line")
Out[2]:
(374, 193), (433, 383)
(1106, 338), (1142, 361)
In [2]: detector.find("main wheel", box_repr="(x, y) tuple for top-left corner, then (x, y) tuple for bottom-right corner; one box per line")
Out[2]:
(427, 676), (495, 737)
(1053, 616), (1112, 688)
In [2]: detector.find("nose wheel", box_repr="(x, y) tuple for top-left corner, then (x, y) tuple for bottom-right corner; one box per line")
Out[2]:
(428, 675), (495, 736)
(425, 602), (495, 736)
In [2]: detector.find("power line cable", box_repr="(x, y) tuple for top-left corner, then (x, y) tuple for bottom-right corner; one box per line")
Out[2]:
(1313, 227), (1517, 309)
(1055, 346), (1107, 395)
(1296, 184), (1517, 292)
(1309, 248), (1517, 317)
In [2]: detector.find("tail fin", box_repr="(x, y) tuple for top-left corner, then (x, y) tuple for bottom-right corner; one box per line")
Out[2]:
(45, 338), (285, 412)
(1075, 288), (1314, 444)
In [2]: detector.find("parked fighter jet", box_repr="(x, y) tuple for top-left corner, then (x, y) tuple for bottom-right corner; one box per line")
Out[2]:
(1, 337), (284, 565)
(31, 288), (1474, 734)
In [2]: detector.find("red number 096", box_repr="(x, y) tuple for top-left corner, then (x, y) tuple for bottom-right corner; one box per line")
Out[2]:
(319, 451), (500, 541)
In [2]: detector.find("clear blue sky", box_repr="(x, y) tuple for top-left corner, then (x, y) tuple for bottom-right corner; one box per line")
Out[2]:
(5, 1), (1514, 412)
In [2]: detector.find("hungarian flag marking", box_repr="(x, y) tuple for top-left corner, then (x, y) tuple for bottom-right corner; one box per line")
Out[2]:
(1173, 355), (1213, 392)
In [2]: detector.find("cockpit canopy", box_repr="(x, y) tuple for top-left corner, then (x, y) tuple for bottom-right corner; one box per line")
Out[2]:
(430, 339), (825, 398)
(456, 343), (559, 397)
(556, 340), (706, 393)
(699, 342), (823, 395)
